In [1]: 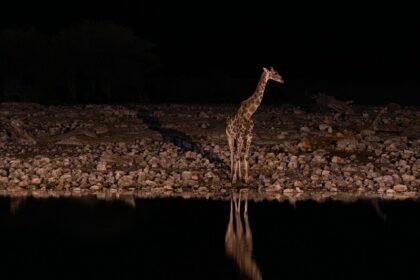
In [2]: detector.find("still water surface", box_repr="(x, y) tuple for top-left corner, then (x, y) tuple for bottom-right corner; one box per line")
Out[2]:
(1, 196), (420, 279)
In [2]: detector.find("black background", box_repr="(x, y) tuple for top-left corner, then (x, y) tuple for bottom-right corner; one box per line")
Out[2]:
(1, 1), (419, 104)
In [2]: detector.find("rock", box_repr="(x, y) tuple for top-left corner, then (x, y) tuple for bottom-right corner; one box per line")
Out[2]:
(136, 171), (146, 183)
(163, 184), (173, 190)
(293, 108), (304, 115)
(114, 170), (125, 181)
(360, 129), (376, 137)
(402, 174), (415, 182)
(393, 184), (408, 193)
(312, 153), (327, 163)
(319, 123), (331, 131)
(376, 187), (385, 193)
(261, 175), (272, 185)
(300, 126), (310, 133)
(88, 173), (99, 185)
(298, 137), (312, 152)
(151, 187), (164, 193)
(181, 171), (192, 180)
(331, 156), (343, 164)
(118, 175), (135, 188)
(0, 169), (7, 177)
(283, 188), (294, 195)
(336, 137), (358, 152)
(51, 168), (63, 178)
(90, 184), (102, 191)
(49, 127), (60, 136)
(205, 171), (214, 178)
(386, 189), (395, 195)
(59, 174), (72, 183)
(382, 175), (394, 186)
(31, 177), (42, 185)
(18, 179), (29, 187)
(287, 160), (299, 169)
(311, 175), (320, 182)
(96, 162), (107, 171)
(145, 180), (157, 187)
(266, 183), (282, 192)
(276, 132), (288, 140)
(0, 176), (9, 184)
(271, 172), (280, 180)
(95, 126), (109, 135)
(295, 187), (303, 193)
(293, 180), (303, 188)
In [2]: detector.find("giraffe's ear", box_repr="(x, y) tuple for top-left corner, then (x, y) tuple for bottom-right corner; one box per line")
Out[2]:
(270, 66), (274, 71)
(263, 67), (269, 72)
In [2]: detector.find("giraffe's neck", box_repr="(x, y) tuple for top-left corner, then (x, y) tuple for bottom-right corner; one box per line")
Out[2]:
(239, 71), (269, 119)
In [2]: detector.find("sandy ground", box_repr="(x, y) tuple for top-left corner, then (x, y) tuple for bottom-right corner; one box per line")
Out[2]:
(0, 102), (419, 204)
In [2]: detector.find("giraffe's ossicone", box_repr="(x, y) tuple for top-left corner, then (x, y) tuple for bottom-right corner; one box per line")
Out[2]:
(226, 66), (284, 183)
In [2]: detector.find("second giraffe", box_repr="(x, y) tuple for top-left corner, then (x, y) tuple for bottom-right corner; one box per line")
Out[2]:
(226, 67), (284, 183)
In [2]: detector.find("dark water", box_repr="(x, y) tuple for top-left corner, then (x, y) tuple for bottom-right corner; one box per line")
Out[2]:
(1, 197), (420, 279)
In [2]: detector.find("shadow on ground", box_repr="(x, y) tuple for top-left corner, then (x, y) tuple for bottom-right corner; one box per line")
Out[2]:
(137, 108), (227, 169)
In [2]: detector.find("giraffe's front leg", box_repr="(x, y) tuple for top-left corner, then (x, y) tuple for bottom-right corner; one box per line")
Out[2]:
(233, 137), (242, 183)
(236, 138), (243, 180)
(243, 133), (253, 183)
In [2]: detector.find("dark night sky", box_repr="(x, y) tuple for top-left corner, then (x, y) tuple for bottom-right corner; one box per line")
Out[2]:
(1, 1), (419, 103)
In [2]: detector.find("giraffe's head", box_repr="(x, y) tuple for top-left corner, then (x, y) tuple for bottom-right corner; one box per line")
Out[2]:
(263, 66), (284, 84)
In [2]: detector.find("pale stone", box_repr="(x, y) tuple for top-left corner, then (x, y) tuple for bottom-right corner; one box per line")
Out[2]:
(393, 184), (408, 193)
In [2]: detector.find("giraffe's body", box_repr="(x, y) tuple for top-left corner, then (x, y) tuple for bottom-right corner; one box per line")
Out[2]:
(226, 67), (284, 183)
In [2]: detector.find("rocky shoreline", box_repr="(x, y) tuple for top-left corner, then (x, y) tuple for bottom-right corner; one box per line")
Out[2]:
(0, 102), (419, 202)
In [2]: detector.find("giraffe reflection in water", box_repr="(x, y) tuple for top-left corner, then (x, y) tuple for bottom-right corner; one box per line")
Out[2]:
(225, 190), (262, 280)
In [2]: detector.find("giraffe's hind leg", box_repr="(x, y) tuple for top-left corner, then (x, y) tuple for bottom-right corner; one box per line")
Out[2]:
(243, 131), (253, 183)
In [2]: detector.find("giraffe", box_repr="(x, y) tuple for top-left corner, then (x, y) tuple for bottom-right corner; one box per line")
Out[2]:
(226, 67), (284, 183)
(225, 190), (262, 280)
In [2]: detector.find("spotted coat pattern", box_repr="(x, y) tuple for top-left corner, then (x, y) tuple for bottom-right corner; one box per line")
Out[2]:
(226, 67), (284, 183)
